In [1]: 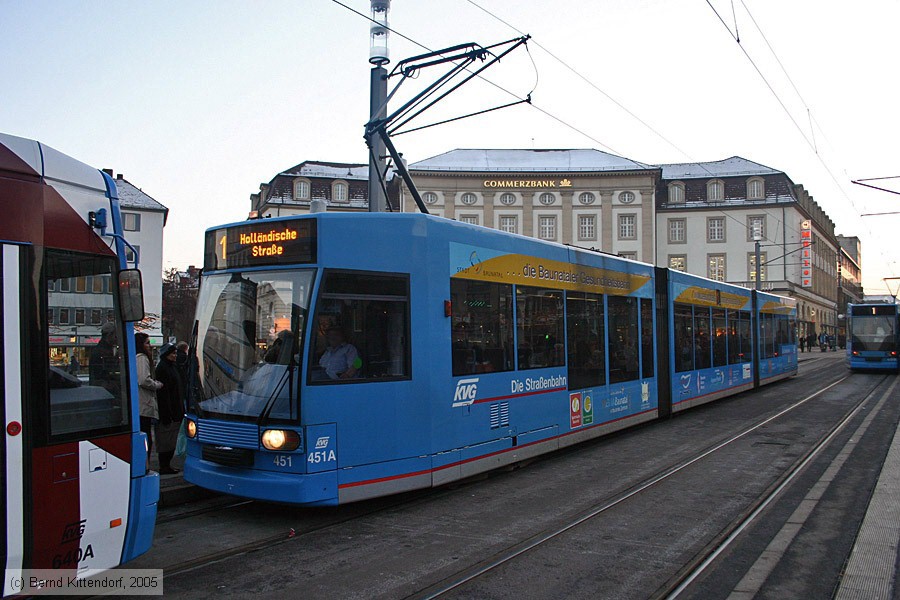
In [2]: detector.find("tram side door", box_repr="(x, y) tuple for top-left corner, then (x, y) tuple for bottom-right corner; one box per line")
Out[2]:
(1, 243), (29, 594)
(30, 249), (135, 575)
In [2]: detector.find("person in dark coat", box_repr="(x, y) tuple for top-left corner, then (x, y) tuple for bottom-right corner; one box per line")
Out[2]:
(154, 343), (185, 474)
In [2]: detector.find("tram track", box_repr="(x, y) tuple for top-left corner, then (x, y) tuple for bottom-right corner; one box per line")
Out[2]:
(129, 357), (847, 597)
(407, 366), (860, 599)
(657, 372), (896, 599)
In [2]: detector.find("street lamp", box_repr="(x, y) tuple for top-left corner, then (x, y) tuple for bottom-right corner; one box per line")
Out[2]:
(367, 0), (390, 213)
(752, 225), (763, 291)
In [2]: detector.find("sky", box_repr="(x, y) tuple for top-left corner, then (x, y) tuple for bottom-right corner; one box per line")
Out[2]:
(2, 0), (898, 295)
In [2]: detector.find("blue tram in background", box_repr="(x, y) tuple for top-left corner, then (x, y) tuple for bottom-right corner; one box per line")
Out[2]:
(847, 302), (899, 371)
(183, 213), (797, 506)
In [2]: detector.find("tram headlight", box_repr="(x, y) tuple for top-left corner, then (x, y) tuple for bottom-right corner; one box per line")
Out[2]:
(186, 419), (197, 439)
(261, 429), (300, 452)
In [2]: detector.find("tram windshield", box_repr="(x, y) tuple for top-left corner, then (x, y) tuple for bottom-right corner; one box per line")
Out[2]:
(192, 270), (314, 422)
(851, 315), (897, 352)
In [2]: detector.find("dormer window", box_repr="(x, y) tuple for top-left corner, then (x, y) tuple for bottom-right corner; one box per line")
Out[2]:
(668, 182), (685, 204)
(294, 179), (310, 201)
(332, 181), (349, 203)
(747, 177), (764, 199)
(707, 179), (724, 202)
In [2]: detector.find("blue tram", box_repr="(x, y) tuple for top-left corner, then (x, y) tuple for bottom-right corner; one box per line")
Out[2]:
(847, 303), (899, 371)
(183, 213), (796, 506)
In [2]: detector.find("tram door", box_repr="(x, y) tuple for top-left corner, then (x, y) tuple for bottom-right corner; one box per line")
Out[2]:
(2, 243), (134, 585)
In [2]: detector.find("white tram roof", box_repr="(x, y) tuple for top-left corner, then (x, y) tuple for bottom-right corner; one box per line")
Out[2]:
(0, 132), (107, 193)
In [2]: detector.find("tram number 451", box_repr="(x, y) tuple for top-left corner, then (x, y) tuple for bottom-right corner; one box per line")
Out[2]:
(307, 450), (336, 464)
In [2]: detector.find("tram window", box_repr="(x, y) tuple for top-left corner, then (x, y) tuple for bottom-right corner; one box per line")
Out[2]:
(450, 280), (514, 376)
(726, 310), (740, 364)
(311, 271), (410, 382)
(760, 313), (775, 359)
(694, 307), (711, 370)
(566, 292), (605, 389)
(674, 303), (694, 373)
(738, 310), (752, 362)
(712, 308), (727, 367)
(641, 298), (654, 378)
(608, 296), (639, 383)
(517, 286), (564, 370)
(43, 251), (129, 439)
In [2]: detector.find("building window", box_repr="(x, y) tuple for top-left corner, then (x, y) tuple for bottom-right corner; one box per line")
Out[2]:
(708, 254), (726, 281)
(707, 217), (725, 242)
(747, 215), (766, 241)
(460, 193), (478, 205)
(747, 177), (764, 199)
(668, 218), (686, 243)
(538, 193), (556, 206)
(748, 252), (767, 282)
(538, 216), (557, 240)
(90, 308), (103, 325)
(125, 245), (140, 266)
(459, 215), (479, 225)
(668, 182), (685, 204)
(423, 192), (438, 205)
(74, 309), (86, 325)
(59, 278), (71, 292)
(619, 191), (636, 204)
(499, 193), (516, 205)
(58, 308), (70, 325)
(707, 180), (724, 202)
(578, 215), (596, 240)
(618, 214), (636, 240)
(122, 212), (141, 232)
(91, 276), (104, 294)
(669, 255), (687, 271)
(332, 181), (348, 203)
(578, 192), (596, 205)
(75, 277), (87, 293)
(619, 252), (637, 261)
(499, 215), (518, 234)
(293, 179), (310, 200)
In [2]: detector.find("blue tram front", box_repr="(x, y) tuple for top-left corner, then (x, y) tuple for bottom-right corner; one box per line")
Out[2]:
(184, 213), (660, 506)
(847, 303), (899, 371)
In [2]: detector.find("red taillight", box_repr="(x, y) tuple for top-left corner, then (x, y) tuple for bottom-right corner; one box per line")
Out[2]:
(852, 351), (859, 356)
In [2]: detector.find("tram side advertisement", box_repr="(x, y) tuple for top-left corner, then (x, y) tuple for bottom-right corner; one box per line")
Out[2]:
(449, 242), (656, 430)
(204, 219), (317, 270)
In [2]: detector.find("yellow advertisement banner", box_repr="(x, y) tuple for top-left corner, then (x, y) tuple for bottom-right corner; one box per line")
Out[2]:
(451, 252), (651, 295)
(760, 300), (796, 315)
(674, 286), (750, 310)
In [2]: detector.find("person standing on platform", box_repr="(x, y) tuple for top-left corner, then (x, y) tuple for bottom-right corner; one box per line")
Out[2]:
(154, 343), (184, 474)
(135, 333), (162, 455)
(799, 336), (805, 352)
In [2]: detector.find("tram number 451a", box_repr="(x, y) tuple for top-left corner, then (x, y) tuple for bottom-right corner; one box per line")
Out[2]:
(307, 449), (336, 464)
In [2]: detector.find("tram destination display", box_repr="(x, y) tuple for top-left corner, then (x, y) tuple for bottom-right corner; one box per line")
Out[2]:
(205, 219), (317, 270)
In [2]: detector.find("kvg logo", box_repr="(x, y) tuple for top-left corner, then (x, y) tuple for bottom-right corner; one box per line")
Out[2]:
(452, 378), (479, 407)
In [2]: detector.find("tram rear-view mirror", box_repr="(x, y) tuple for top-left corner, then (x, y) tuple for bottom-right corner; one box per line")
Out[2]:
(118, 268), (145, 322)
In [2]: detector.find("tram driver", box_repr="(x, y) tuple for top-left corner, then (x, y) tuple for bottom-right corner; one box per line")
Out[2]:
(317, 327), (361, 380)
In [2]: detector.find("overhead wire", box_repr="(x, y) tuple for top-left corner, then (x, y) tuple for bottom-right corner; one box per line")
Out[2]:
(329, 0), (626, 156)
(464, 0), (793, 247)
(712, 0), (898, 287)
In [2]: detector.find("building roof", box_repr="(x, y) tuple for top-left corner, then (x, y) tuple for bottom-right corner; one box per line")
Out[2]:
(112, 176), (169, 218)
(659, 156), (781, 180)
(410, 149), (656, 173)
(278, 160), (371, 182)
